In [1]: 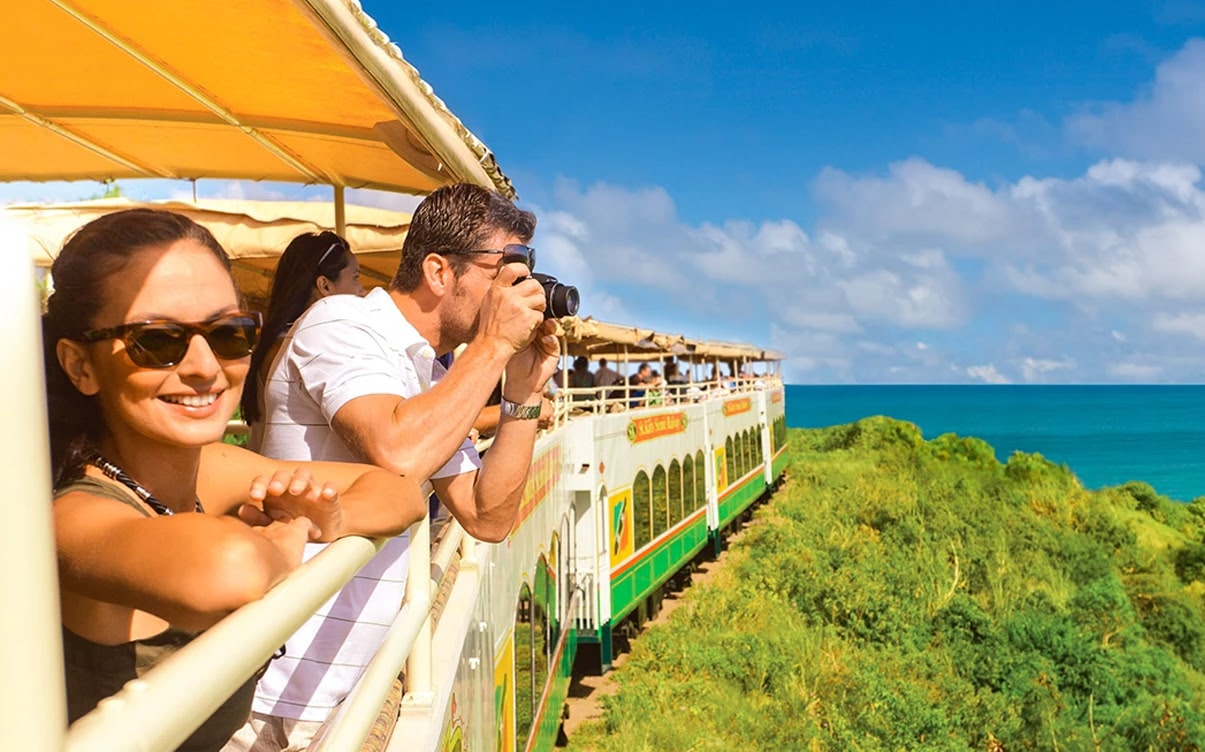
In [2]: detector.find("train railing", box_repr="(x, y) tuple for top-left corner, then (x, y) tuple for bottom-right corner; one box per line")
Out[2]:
(557, 374), (782, 414)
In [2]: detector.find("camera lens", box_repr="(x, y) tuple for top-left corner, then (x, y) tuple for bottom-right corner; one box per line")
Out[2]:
(530, 273), (580, 319)
(548, 282), (580, 318)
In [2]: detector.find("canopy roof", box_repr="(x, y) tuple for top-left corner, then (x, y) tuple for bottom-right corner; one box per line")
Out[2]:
(10, 197), (409, 302)
(559, 317), (784, 364)
(1, 0), (513, 197)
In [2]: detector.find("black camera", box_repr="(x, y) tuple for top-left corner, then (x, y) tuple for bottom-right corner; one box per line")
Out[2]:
(530, 272), (579, 319)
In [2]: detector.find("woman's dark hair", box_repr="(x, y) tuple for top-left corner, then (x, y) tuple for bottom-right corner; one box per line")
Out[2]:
(43, 208), (232, 489)
(240, 231), (353, 423)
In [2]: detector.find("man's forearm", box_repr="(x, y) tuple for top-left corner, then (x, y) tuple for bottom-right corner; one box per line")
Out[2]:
(467, 413), (541, 538)
(383, 338), (511, 479)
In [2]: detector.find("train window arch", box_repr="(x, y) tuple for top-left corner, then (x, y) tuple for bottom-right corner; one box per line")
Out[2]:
(725, 436), (735, 488)
(682, 454), (695, 515)
(668, 458), (683, 525)
(742, 428), (752, 475)
(695, 450), (706, 509)
(756, 424), (765, 466)
(515, 581), (537, 746)
(545, 536), (560, 643)
(652, 465), (668, 539)
(736, 430), (746, 477)
(633, 470), (652, 550)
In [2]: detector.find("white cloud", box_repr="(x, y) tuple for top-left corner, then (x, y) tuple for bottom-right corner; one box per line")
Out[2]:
(530, 147), (1205, 382)
(967, 364), (1011, 384)
(1108, 362), (1163, 381)
(813, 158), (1031, 251)
(1151, 311), (1205, 339)
(1068, 39), (1205, 163)
(1020, 356), (1075, 382)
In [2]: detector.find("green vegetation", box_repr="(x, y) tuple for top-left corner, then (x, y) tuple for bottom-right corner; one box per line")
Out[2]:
(570, 417), (1205, 751)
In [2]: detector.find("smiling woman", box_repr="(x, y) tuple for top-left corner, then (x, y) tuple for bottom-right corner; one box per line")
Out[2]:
(41, 208), (427, 752)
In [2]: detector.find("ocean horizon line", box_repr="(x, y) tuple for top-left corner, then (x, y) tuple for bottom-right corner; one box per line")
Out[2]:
(785, 383), (1205, 502)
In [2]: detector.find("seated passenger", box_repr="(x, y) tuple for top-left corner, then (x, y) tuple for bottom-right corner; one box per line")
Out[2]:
(663, 361), (687, 402)
(593, 357), (620, 388)
(644, 370), (665, 407)
(608, 362), (652, 407)
(44, 209), (425, 752)
(568, 355), (595, 400)
(241, 232), (364, 450)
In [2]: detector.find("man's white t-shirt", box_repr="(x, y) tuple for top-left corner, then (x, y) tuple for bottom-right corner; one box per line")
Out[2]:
(252, 288), (480, 722)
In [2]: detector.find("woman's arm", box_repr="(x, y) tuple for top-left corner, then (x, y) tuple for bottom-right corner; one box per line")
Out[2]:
(54, 491), (309, 631)
(198, 443), (427, 540)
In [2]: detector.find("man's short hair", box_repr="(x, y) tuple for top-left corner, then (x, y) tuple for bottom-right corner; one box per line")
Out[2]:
(391, 183), (537, 292)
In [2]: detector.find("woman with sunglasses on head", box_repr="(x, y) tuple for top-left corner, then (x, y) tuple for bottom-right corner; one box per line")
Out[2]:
(240, 231), (364, 449)
(44, 209), (423, 752)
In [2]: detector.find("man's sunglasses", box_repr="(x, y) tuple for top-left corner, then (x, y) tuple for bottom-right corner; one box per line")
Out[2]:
(442, 244), (535, 270)
(78, 311), (263, 368)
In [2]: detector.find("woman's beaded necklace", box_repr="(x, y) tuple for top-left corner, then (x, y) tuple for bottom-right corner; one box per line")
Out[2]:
(89, 452), (203, 516)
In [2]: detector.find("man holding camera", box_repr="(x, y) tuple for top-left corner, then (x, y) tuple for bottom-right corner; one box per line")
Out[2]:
(229, 183), (559, 751)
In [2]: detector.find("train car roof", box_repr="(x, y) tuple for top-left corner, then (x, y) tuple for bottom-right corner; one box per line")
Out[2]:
(0, 0), (513, 197)
(559, 316), (785, 363)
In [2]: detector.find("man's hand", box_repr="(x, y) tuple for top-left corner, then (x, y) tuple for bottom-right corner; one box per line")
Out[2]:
(476, 262), (545, 355)
(504, 319), (561, 401)
(537, 397), (555, 429)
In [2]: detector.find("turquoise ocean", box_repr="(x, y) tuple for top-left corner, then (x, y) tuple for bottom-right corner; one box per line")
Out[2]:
(785, 385), (1205, 502)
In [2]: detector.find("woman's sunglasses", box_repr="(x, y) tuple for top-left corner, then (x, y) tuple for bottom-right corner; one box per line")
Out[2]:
(77, 311), (263, 368)
(442, 243), (535, 270)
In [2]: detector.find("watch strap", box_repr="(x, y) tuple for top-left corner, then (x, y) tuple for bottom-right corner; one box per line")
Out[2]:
(501, 397), (542, 420)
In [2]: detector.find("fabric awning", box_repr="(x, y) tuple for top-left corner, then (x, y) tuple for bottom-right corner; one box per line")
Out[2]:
(1, 0), (513, 197)
(10, 197), (410, 302)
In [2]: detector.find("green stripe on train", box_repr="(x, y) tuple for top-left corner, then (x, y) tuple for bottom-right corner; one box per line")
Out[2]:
(610, 515), (709, 622)
(717, 471), (767, 529)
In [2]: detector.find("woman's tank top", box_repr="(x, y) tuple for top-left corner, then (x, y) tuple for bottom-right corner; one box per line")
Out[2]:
(55, 475), (255, 752)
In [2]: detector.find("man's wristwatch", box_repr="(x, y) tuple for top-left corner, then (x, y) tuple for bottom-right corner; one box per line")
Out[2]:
(500, 397), (543, 420)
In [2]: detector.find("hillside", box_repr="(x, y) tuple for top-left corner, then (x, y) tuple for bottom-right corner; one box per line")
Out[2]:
(568, 417), (1205, 751)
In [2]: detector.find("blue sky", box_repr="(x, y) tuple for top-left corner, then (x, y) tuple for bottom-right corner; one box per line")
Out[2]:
(10, 1), (1205, 383)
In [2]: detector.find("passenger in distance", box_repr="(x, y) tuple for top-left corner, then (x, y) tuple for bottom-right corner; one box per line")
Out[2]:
(241, 231), (365, 450)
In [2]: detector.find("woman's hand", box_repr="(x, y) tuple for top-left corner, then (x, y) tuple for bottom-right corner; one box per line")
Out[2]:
(237, 511), (313, 570)
(245, 467), (346, 541)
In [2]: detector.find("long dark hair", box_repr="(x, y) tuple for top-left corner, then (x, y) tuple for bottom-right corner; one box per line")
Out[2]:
(240, 231), (353, 423)
(43, 208), (232, 489)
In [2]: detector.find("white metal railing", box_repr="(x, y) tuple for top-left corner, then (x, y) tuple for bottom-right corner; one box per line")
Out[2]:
(523, 585), (584, 752)
(557, 374), (783, 416)
(2, 240), (64, 751)
(313, 519), (474, 750)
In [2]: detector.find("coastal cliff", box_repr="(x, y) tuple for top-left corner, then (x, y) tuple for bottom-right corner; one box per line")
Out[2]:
(570, 417), (1205, 750)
